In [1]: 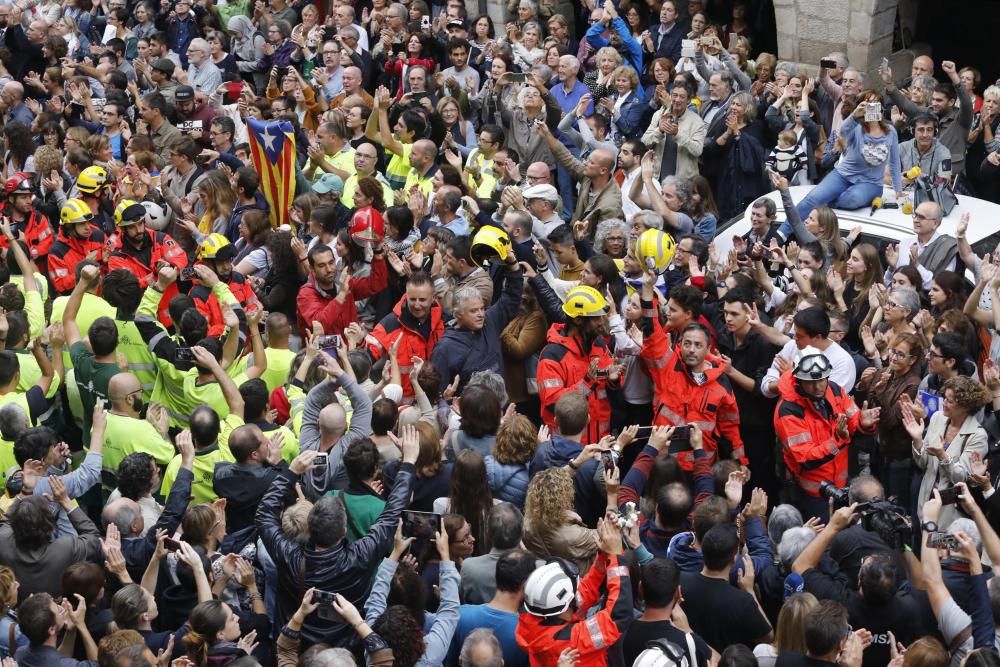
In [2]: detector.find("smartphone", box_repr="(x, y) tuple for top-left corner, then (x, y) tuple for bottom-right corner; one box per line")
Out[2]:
(645, 256), (656, 270)
(881, 57), (890, 71)
(163, 537), (182, 552)
(926, 532), (960, 550)
(175, 347), (195, 361)
(421, 15), (430, 29)
(728, 33), (738, 46)
(864, 102), (882, 122)
(312, 591), (344, 621)
(600, 450), (618, 474)
(940, 157), (952, 180)
(671, 425), (692, 441)
(668, 431), (693, 454)
(391, 42), (406, 55)
(315, 334), (342, 350)
(700, 36), (713, 46)
(276, 66), (288, 79)
(509, 72), (526, 83)
(820, 58), (837, 69)
(411, 92), (428, 102)
(681, 39), (696, 59)
(938, 486), (961, 505)
(402, 510), (441, 539)
(180, 266), (197, 281)
(594, 368), (609, 379)
(313, 453), (328, 467)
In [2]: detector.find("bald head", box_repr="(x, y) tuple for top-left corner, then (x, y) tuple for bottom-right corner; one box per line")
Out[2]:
(409, 139), (438, 171)
(526, 162), (551, 183)
(319, 403), (347, 442)
(592, 149), (615, 171)
(103, 497), (144, 537)
(912, 55), (934, 78)
(2, 82), (23, 104)
(229, 424), (265, 463)
(108, 373), (143, 413)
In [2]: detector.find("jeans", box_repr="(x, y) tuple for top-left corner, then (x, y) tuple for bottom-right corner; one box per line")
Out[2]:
(556, 143), (581, 222)
(793, 169), (884, 223)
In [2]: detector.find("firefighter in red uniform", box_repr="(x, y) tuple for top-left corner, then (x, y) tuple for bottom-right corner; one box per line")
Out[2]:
(774, 346), (880, 521)
(48, 199), (107, 294)
(189, 233), (258, 339)
(107, 199), (188, 286)
(515, 517), (633, 667)
(639, 267), (746, 471)
(537, 285), (621, 444)
(0, 172), (54, 270)
(367, 272), (444, 398)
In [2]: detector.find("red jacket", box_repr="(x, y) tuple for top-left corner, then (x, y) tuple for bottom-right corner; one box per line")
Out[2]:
(774, 372), (872, 497)
(296, 258), (388, 336)
(515, 554), (633, 667)
(640, 301), (745, 471)
(537, 323), (616, 443)
(48, 225), (107, 294)
(190, 271), (259, 337)
(367, 295), (444, 397)
(107, 229), (188, 287)
(0, 204), (54, 268)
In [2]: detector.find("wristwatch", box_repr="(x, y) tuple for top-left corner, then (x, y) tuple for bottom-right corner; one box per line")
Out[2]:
(922, 520), (938, 533)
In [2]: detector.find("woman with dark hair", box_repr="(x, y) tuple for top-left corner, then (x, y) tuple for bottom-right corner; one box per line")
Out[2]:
(381, 33), (436, 100)
(62, 562), (114, 651)
(233, 209), (274, 279)
(446, 384), (501, 460)
(41, 35), (69, 69)
(384, 205), (421, 258)
(433, 449), (494, 555)
(705, 90), (768, 219)
(3, 122), (38, 177)
(469, 14), (496, 67)
(206, 30), (239, 77)
(501, 283), (547, 420)
(258, 230), (304, 322)
(383, 422), (454, 512)
(928, 270), (966, 317)
(181, 600), (255, 667)
(40, 122), (65, 150)
(688, 174), (719, 241)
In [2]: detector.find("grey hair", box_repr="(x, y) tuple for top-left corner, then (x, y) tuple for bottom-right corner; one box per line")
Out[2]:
(711, 69), (733, 89)
(469, 370), (509, 409)
(0, 403), (28, 442)
(560, 54), (580, 74)
(388, 2), (407, 18)
(339, 25), (359, 41)
(777, 526), (816, 570)
(486, 502), (523, 550)
(307, 648), (356, 667)
(891, 287), (921, 320)
(844, 66), (865, 85)
(775, 61), (798, 78)
(188, 37), (210, 53)
(637, 210), (664, 231)
(518, 0), (538, 12)
(308, 495), (348, 547)
(453, 286), (484, 317)
(106, 502), (140, 537)
(768, 504), (803, 546)
(530, 64), (552, 82)
(272, 19), (292, 38)
(661, 175), (691, 209)
(594, 218), (628, 254)
(460, 629), (503, 667)
(949, 517), (982, 554)
(830, 52), (849, 69)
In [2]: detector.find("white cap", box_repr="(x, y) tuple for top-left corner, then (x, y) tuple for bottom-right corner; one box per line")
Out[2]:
(522, 183), (559, 203)
(381, 383), (403, 403)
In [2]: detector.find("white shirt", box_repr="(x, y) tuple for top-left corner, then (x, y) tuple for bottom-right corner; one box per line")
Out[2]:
(621, 166), (660, 223)
(761, 339), (857, 398)
(885, 231), (958, 290)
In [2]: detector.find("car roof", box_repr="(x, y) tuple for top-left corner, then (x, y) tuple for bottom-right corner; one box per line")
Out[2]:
(713, 185), (1000, 259)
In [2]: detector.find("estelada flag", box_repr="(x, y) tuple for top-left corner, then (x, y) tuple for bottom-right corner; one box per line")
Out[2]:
(247, 118), (296, 229)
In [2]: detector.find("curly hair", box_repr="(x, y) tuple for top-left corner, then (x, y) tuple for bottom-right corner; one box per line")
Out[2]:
(117, 453), (156, 500)
(524, 467), (574, 533)
(493, 415), (536, 465)
(941, 376), (991, 413)
(372, 606), (426, 667)
(0, 566), (15, 612)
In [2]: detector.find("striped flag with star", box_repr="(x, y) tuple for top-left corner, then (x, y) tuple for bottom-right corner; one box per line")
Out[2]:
(247, 118), (296, 229)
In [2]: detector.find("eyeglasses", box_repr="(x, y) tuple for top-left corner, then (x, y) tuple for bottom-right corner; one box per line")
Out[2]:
(888, 349), (912, 359)
(927, 350), (944, 358)
(886, 301), (903, 310)
(209, 130), (227, 136)
(912, 212), (940, 222)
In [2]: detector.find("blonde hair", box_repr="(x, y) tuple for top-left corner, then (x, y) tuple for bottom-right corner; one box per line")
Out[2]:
(610, 65), (639, 91)
(774, 592), (819, 653)
(524, 467), (574, 532)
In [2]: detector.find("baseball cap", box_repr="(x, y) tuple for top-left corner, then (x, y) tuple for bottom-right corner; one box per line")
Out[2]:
(175, 85), (195, 102)
(117, 203), (147, 226)
(522, 183), (559, 202)
(313, 173), (345, 195)
(447, 18), (469, 30)
(152, 58), (175, 75)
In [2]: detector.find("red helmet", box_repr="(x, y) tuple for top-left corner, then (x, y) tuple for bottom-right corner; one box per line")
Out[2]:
(349, 207), (385, 246)
(4, 172), (32, 198)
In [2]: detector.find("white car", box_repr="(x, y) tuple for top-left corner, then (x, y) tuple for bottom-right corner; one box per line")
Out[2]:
(711, 185), (1000, 271)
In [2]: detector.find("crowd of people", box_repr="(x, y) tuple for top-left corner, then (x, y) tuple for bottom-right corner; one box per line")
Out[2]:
(0, 0), (998, 666)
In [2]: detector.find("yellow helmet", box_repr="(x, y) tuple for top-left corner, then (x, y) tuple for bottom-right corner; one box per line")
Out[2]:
(114, 199), (147, 227)
(60, 199), (95, 226)
(197, 233), (234, 260)
(470, 225), (511, 267)
(76, 166), (109, 194)
(562, 285), (609, 318)
(635, 229), (676, 273)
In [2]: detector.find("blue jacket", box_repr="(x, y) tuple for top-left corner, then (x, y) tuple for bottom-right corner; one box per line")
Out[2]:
(529, 435), (582, 477)
(613, 92), (648, 141)
(485, 456), (529, 508)
(430, 267), (523, 392)
(666, 513), (773, 583)
(646, 21), (683, 65)
(585, 16), (642, 78)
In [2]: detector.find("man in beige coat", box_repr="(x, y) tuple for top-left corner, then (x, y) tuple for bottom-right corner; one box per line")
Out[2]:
(536, 122), (623, 236)
(641, 81), (707, 181)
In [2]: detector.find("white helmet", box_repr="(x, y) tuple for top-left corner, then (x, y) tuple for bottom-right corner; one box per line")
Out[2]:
(633, 640), (691, 667)
(792, 345), (833, 381)
(141, 201), (169, 231)
(523, 561), (577, 617)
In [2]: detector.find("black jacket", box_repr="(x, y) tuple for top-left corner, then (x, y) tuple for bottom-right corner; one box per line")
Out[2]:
(123, 468), (194, 582)
(213, 460), (288, 533)
(256, 464), (416, 649)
